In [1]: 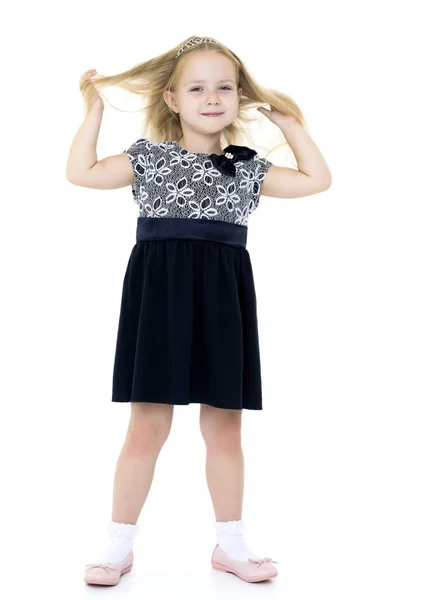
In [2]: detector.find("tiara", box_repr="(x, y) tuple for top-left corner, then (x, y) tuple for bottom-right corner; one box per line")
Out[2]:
(174, 37), (221, 60)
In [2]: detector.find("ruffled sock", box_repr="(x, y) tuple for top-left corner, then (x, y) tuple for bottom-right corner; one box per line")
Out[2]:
(92, 520), (140, 564)
(215, 519), (259, 561)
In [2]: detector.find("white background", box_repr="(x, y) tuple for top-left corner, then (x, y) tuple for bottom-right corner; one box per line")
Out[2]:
(2, 1), (427, 598)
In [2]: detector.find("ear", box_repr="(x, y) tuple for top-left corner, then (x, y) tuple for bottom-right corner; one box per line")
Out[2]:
(238, 87), (242, 101)
(163, 89), (179, 114)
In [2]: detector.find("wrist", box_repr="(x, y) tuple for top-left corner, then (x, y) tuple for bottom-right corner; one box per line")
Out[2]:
(277, 115), (299, 131)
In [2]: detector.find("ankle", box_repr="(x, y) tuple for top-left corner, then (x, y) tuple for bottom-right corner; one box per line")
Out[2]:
(215, 519), (258, 561)
(108, 520), (140, 538)
(91, 521), (140, 564)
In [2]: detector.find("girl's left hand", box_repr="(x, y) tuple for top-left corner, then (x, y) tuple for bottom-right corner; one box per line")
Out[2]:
(257, 105), (297, 128)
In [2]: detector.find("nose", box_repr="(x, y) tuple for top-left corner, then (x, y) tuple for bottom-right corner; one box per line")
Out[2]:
(205, 91), (220, 105)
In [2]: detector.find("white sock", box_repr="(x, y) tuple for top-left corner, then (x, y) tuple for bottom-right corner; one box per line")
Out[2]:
(92, 520), (141, 564)
(215, 520), (259, 561)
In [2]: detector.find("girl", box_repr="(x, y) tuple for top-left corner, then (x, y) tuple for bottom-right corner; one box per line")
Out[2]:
(67, 35), (332, 586)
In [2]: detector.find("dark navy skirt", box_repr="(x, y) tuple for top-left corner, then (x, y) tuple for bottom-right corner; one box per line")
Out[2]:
(111, 217), (263, 410)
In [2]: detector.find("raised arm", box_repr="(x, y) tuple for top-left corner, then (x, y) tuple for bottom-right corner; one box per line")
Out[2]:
(66, 69), (133, 190)
(256, 110), (332, 199)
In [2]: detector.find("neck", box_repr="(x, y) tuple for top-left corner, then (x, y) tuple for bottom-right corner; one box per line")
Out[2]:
(177, 136), (222, 155)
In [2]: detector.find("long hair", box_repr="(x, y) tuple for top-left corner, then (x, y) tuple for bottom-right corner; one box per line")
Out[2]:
(81, 35), (309, 162)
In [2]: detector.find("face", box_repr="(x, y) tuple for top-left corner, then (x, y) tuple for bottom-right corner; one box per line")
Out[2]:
(164, 51), (242, 134)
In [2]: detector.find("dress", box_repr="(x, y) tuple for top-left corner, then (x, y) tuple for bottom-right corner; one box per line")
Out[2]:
(111, 138), (273, 410)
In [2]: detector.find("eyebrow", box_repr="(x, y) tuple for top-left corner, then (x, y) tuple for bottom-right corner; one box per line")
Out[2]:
(184, 79), (235, 84)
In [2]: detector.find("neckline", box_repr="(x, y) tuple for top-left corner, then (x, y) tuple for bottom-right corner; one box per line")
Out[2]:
(172, 140), (223, 157)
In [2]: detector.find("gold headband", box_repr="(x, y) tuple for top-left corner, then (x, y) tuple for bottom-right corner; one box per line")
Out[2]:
(174, 37), (221, 60)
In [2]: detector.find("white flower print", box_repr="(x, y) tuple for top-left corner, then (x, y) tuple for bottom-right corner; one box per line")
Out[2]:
(144, 196), (169, 218)
(247, 197), (258, 215)
(133, 188), (149, 211)
(165, 177), (195, 207)
(239, 170), (252, 191)
(169, 150), (198, 170)
(129, 153), (149, 179)
(191, 160), (222, 185)
(146, 155), (172, 186)
(214, 182), (241, 212)
(188, 196), (219, 219)
(157, 142), (176, 153)
(126, 138), (152, 178)
(239, 159), (270, 198)
(234, 204), (250, 226)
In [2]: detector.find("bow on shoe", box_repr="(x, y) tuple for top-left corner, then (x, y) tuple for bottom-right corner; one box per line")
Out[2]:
(209, 144), (256, 176)
(249, 557), (278, 567)
(85, 563), (117, 571)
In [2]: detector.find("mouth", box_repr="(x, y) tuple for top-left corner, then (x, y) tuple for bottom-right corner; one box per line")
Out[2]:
(201, 112), (224, 117)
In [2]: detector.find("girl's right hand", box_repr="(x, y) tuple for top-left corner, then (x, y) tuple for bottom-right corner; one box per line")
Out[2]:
(79, 69), (104, 111)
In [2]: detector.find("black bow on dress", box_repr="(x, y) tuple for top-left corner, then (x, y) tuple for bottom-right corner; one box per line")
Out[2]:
(209, 144), (256, 176)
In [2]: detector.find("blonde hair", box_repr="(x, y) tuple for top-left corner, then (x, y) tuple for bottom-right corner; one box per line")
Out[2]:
(81, 35), (309, 162)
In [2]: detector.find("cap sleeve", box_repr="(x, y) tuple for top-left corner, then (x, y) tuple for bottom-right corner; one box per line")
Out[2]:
(249, 154), (274, 209)
(123, 137), (153, 183)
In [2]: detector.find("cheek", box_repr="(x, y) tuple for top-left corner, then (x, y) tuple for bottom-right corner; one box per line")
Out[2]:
(181, 96), (197, 109)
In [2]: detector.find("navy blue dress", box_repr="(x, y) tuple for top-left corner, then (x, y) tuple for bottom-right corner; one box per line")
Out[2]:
(111, 138), (273, 410)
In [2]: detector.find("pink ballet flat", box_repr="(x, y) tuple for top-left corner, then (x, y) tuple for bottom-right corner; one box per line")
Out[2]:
(211, 544), (278, 583)
(84, 550), (134, 585)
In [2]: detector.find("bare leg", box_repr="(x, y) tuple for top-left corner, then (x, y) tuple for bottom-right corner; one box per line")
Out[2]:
(111, 402), (174, 524)
(199, 405), (244, 521)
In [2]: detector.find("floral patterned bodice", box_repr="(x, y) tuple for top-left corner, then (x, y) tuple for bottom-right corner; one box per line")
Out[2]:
(124, 138), (273, 227)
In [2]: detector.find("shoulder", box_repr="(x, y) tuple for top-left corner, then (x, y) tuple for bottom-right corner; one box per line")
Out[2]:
(253, 152), (274, 171)
(123, 137), (154, 158)
(233, 150), (274, 206)
(123, 138), (178, 161)
(123, 138), (179, 181)
(123, 138), (157, 181)
(237, 150), (274, 179)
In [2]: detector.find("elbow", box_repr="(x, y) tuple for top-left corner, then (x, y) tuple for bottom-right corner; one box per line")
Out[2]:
(66, 170), (85, 186)
(66, 167), (77, 185)
(320, 174), (332, 190)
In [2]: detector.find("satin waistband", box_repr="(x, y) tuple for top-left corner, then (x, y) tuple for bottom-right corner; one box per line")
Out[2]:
(136, 217), (247, 248)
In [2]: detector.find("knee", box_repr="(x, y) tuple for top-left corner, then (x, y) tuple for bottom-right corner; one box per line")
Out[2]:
(200, 409), (242, 452)
(126, 425), (170, 454)
(126, 403), (173, 453)
(203, 426), (242, 452)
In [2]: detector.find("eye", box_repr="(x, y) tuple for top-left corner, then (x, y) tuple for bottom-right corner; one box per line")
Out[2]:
(190, 86), (233, 92)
